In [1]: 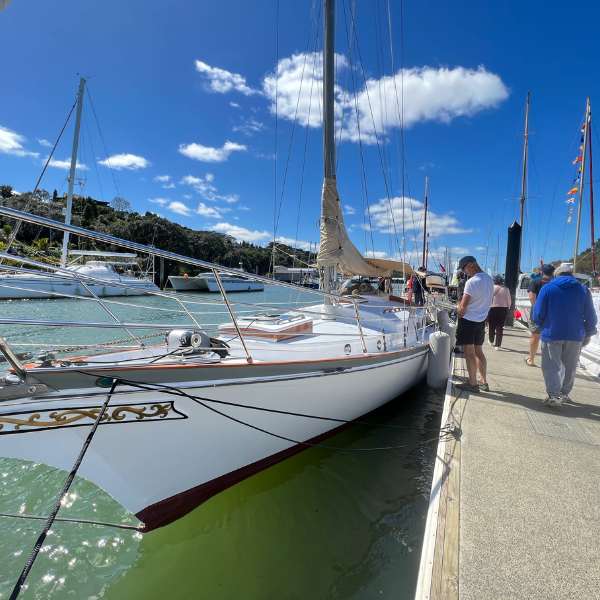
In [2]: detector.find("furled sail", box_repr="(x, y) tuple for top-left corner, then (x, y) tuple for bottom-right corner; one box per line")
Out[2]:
(317, 178), (411, 277)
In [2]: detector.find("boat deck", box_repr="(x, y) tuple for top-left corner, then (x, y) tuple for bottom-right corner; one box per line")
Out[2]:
(416, 326), (600, 600)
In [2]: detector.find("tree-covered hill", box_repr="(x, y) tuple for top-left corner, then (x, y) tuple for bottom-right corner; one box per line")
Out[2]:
(0, 185), (313, 277)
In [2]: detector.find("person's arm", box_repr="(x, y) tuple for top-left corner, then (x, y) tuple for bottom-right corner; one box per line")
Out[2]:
(583, 289), (598, 343)
(458, 293), (471, 318)
(532, 285), (548, 325)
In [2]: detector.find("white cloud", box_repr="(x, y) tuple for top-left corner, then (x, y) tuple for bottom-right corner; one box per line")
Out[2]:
(99, 153), (150, 170)
(229, 101), (240, 109)
(180, 174), (238, 204)
(168, 201), (192, 216)
(178, 140), (246, 163)
(367, 196), (471, 237)
(196, 202), (228, 218)
(195, 59), (259, 96)
(0, 125), (39, 157)
(37, 138), (53, 148)
(343, 204), (356, 215)
(263, 52), (347, 130)
(47, 157), (88, 171)
(149, 197), (168, 206)
(233, 117), (265, 137)
(262, 54), (508, 143)
(153, 174), (176, 189)
(210, 222), (271, 243)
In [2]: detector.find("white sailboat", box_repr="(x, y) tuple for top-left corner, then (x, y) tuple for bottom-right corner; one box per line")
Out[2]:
(0, 0), (439, 533)
(0, 78), (159, 300)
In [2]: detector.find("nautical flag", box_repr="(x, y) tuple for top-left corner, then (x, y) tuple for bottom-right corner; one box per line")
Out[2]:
(568, 186), (579, 195)
(573, 155), (583, 164)
(439, 263), (446, 272)
(566, 198), (576, 204)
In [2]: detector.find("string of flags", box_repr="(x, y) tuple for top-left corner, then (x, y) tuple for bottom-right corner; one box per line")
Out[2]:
(566, 124), (585, 224)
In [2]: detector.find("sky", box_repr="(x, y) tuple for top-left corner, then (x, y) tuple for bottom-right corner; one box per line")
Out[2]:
(2, 0), (600, 272)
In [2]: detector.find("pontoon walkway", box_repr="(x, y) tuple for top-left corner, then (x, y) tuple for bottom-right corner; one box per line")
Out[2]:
(416, 326), (600, 600)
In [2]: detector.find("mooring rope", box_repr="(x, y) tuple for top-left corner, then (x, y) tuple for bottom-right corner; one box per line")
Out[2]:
(0, 511), (141, 531)
(9, 379), (119, 600)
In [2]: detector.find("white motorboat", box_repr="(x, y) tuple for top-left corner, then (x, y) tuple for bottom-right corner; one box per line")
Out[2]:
(0, 255), (158, 299)
(0, 0), (439, 536)
(168, 272), (264, 293)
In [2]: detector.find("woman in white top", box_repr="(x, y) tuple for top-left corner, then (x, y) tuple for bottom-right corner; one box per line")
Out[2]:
(488, 275), (512, 349)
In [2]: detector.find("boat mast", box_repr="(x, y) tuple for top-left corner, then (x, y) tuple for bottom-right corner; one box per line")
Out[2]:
(519, 92), (530, 230)
(573, 97), (591, 272)
(320, 0), (336, 297)
(421, 176), (429, 268)
(60, 77), (86, 268)
(588, 104), (596, 275)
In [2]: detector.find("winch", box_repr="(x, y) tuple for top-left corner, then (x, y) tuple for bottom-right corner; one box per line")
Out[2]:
(166, 329), (211, 352)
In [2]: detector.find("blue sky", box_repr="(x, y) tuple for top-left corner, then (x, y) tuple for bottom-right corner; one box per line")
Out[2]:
(1, 0), (600, 272)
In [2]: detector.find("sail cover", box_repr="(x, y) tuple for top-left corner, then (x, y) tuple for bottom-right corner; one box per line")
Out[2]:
(317, 178), (411, 277)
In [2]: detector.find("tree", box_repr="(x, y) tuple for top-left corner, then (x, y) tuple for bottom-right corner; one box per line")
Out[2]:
(111, 196), (131, 212)
(0, 185), (13, 199)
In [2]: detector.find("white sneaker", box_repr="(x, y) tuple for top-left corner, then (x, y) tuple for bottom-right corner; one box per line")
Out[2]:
(548, 396), (563, 408)
(560, 394), (572, 404)
(493, 346), (500, 351)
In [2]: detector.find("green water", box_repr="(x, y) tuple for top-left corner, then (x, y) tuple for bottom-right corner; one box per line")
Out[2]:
(0, 290), (442, 599)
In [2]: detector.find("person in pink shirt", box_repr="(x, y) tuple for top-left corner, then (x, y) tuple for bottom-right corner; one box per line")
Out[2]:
(487, 275), (512, 349)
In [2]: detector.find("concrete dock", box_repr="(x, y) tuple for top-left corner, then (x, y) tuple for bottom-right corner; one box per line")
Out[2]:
(416, 326), (600, 600)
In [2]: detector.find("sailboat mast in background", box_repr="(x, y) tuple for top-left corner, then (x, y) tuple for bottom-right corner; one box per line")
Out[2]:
(588, 106), (596, 274)
(517, 91), (530, 272)
(573, 97), (591, 272)
(60, 77), (86, 268)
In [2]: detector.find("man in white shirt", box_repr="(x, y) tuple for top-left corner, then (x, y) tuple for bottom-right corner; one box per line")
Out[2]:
(455, 256), (494, 392)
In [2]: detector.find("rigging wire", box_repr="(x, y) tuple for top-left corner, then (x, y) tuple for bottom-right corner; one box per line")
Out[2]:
(341, 0), (375, 257)
(81, 375), (458, 452)
(85, 86), (121, 199)
(3, 97), (78, 257)
(271, 0), (280, 277)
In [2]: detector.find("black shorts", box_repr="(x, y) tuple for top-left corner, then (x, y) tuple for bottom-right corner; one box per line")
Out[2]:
(456, 317), (485, 346)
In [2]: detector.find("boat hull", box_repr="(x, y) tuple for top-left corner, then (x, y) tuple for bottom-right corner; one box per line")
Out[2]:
(0, 347), (428, 530)
(0, 276), (158, 299)
(167, 276), (209, 292)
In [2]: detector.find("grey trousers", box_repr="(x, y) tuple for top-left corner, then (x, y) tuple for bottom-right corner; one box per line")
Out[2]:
(541, 340), (582, 397)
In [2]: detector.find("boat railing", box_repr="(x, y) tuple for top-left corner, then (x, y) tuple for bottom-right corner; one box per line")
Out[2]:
(0, 206), (433, 367)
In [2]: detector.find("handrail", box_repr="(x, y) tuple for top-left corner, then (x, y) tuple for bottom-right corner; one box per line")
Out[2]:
(211, 268), (252, 364)
(0, 206), (343, 302)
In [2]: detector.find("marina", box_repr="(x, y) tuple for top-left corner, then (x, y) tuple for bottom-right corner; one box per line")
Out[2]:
(2, 0), (600, 598)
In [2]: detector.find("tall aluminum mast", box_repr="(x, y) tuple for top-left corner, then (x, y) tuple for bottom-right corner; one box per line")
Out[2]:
(573, 97), (591, 272)
(60, 77), (86, 268)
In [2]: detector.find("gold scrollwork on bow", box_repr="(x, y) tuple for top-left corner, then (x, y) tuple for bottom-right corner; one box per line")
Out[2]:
(0, 403), (173, 432)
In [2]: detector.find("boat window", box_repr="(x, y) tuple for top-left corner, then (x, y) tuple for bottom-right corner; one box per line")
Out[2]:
(519, 277), (530, 290)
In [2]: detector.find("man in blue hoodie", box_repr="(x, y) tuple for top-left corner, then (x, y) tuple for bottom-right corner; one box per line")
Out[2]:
(532, 263), (597, 407)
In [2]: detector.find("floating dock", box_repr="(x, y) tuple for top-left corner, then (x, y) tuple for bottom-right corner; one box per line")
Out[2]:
(416, 326), (600, 600)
